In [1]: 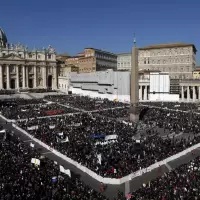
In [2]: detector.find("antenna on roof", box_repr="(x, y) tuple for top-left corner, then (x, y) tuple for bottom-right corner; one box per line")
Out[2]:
(133, 33), (136, 47)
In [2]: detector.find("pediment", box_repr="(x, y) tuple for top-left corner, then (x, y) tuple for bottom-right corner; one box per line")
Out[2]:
(1, 53), (24, 60)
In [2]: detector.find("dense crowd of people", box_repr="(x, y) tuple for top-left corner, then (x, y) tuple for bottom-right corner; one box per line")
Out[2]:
(16, 106), (200, 178)
(45, 95), (127, 111)
(19, 88), (57, 93)
(141, 101), (199, 112)
(0, 89), (16, 95)
(131, 155), (200, 199)
(0, 99), (76, 119)
(0, 130), (109, 200)
(3, 95), (200, 199)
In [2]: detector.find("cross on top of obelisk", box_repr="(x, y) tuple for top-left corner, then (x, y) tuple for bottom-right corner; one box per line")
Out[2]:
(133, 33), (136, 47)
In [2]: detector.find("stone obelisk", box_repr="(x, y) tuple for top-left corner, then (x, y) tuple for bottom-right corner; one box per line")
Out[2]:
(130, 34), (139, 122)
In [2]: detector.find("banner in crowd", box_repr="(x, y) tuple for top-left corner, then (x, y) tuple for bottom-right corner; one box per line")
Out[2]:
(95, 140), (117, 146)
(31, 158), (40, 166)
(105, 134), (118, 141)
(27, 125), (38, 130)
(90, 134), (105, 139)
(59, 165), (71, 177)
(45, 110), (64, 116)
(49, 125), (55, 129)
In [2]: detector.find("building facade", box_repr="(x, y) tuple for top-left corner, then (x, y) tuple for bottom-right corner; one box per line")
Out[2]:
(193, 68), (200, 79)
(138, 43), (197, 79)
(0, 28), (57, 90)
(65, 47), (117, 73)
(69, 69), (179, 102)
(117, 53), (131, 71)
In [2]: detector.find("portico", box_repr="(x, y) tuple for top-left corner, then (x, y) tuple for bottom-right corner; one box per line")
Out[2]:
(180, 80), (200, 102)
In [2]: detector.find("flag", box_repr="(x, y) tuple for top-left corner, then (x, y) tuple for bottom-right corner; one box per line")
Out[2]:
(126, 193), (132, 199)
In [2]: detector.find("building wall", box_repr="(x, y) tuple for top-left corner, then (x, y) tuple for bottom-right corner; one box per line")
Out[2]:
(138, 46), (196, 79)
(193, 70), (200, 79)
(69, 69), (179, 102)
(0, 45), (57, 89)
(117, 53), (131, 70)
(65, 48), (117, 73)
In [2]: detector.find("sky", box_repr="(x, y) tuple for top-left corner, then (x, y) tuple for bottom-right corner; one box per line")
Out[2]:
(1, 0), (200, 64)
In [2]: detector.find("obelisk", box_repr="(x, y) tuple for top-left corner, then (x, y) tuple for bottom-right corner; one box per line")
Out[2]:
(130, 34), (139, 122)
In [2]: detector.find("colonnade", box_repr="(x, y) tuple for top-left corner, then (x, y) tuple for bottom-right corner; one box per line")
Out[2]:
(180, 85), (200, 102)
(139, 85), (149, 101)
(0, 65), (49, 89)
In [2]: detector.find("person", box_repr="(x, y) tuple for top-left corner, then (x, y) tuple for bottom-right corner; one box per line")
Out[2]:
(100, 182), (105, 193)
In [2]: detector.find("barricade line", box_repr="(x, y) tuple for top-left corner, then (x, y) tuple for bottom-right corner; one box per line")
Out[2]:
(11, 121), (200, 185)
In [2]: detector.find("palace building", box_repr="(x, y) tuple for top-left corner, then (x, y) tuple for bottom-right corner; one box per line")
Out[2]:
(0, 28), (57, 90)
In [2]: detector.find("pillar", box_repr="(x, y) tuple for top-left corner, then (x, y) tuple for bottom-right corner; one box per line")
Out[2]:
(0, 65), (3, 89)
(144, 86), (147, 100)
(139, 85), (142, 100)
(26, 66), (29, 88)
(193, 86), (196, 101)
(43, 66), (47, 88)
(53, 66), (57, 89)
(199, 87), (200, 100)
(181, 86), (184, 101)
(6, 65), (10, 89)
(16, 65), (19, 89)
(187, 86), (190, 102)
(22, 65), (26, 88)
(34, 65), (37, 88)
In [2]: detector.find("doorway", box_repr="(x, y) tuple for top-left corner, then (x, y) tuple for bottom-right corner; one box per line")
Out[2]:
(47, 75), (52, 89)
(10, 79), (15, 89)
(28, 79), (33, 88)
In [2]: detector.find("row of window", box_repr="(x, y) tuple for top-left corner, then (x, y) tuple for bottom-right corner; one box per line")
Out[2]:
(142, 57), (191, 65)
(140, 48), (192, 57)
(59, 83), (68, 89)
(118, 62), (131, 65)
(1, 53), (52, 59)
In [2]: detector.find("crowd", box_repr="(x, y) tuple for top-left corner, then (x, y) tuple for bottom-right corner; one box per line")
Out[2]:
(16, 107), (200, 178)
(0, 101), (76, 120)
(0, 130), (109, 200)
(131, 155), (200, 199)
(0, 89), (16, 95)
(19, 88), (57, 93)
(142, 101), (199, 112)
(45, 95), (126, 111)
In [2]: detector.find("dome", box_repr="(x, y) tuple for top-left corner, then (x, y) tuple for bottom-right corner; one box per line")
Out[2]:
(0, 27), (8, 48)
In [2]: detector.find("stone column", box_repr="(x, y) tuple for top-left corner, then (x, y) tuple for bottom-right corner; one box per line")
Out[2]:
(181, 86), (184, 101)
(26, 66), (29, 88)
(187, 86), (190, 102)
(53, 66), (57, 89)
(34, 65), (37, 88)
(144, 86), (147, 100)
(22, 65), (26, 88)
(6, 65), (10, 89)
(199, 87), (200, 100)
(0, 65), (3, 89)
(193, 86), (196, 101)
(16, 65), (19, 89)
(139, 85), (142, 100)
(43, 66), (47, 88)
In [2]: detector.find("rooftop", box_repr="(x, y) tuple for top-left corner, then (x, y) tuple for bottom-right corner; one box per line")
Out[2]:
(139, 42), (197, 52)
(85, 47), (117, 56)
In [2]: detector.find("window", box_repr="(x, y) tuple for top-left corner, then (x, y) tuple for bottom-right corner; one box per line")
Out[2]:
(48, 55), (51, 59)
(19, 54), (21, 57)
(2, 53), (5, 57)
(38, 55), (41, 59)
(29, 54), (32, 58)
